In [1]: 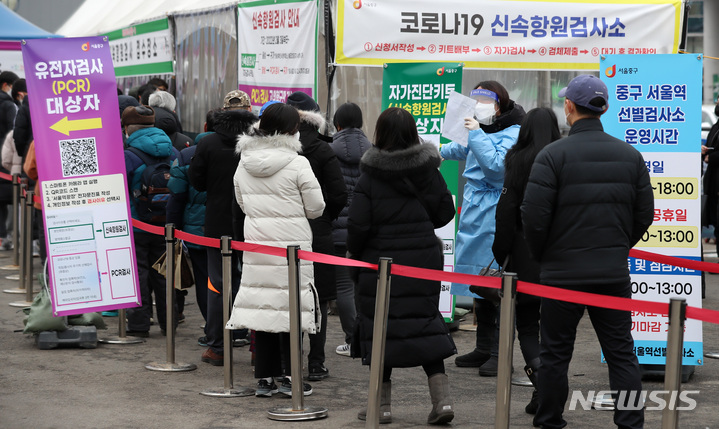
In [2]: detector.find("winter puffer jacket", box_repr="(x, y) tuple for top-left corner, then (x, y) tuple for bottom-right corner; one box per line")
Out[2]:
(226, 132), (325, 334)
(521, 118), (654, 287)
(348, 142), (457, 367)
(329, 127), (371, 245)
(296, 109), (347, 302)
(124, 127), (178, 225)
(187, 109), (257, 239)
(167, 145), (206, 249)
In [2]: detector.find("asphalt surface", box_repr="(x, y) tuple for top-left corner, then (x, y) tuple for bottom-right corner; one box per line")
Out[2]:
(1, 247), (718, 429)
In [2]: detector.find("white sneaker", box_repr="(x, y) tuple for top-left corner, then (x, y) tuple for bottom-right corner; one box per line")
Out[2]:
(336, 343), (351, 357)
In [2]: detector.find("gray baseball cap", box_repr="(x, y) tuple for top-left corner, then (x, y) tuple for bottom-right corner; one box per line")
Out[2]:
(558, 74), (608, 112)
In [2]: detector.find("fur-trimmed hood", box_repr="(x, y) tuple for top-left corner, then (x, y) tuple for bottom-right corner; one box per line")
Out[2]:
(214, 109), (258, 139)
(360, 142), (441, 180)
(297, 109), (328, 134)
(236, 132), (302, 178)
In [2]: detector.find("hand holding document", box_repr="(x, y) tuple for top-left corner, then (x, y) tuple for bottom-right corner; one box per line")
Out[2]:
(441, 91), (477, 147)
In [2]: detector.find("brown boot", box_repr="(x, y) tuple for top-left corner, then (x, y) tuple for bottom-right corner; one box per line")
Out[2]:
(358, 381), (392, 424)
(428, 373), (454, 424)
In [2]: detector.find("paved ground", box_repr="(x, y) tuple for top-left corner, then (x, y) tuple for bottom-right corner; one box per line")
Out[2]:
(1, 247), (718, 429)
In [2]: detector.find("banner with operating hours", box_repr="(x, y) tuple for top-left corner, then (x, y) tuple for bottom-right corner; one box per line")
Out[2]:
(22, 37), (140, 317)
(381, 62), (460, 322)
(601, 54), (702, 366)
(237, 0), (318, 110)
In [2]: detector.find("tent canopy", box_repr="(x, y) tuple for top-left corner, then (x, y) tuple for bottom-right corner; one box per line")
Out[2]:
(57, 0), (239, 37)
(0, 3), (59, 40)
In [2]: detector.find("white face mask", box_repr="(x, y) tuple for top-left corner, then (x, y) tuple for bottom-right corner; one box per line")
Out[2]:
(474, 103), (496, 126)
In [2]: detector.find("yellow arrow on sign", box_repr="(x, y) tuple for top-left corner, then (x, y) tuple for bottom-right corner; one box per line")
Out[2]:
(50, 116), (103, 136)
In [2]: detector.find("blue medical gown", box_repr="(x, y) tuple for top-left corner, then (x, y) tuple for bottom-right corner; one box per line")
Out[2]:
(440, 125), (520, 297)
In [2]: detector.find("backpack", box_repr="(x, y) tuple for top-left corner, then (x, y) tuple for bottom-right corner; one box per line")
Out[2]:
(127, 147), (172, 225)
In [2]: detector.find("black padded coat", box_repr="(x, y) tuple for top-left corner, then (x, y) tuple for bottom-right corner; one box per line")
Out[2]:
(521, 118), (654, 287)
(348, 142), (457, 367)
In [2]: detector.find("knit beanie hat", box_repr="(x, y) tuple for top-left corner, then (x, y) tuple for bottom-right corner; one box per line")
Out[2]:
(286, 91), (319, 112)
(122, 105), (155, 135)
(118, 95), (140, 120)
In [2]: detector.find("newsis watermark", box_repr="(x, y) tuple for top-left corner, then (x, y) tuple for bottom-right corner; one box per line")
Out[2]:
(569, 390), (699, 411)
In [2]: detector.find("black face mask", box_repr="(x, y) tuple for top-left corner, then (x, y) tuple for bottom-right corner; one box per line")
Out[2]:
(714, 104), (719, 117)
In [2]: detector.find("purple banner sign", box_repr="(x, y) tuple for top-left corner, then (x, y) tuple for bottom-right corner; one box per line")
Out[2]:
(22, 37), (140, 316)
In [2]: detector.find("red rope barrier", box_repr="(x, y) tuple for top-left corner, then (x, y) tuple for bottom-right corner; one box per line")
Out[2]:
(122, 219), (719, 325)
(0, 171), (11, 182)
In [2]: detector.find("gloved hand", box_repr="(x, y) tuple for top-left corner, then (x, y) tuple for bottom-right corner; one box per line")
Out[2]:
(464, 117), (480, 131)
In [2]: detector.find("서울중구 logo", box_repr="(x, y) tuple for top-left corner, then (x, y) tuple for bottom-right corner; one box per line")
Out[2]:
(605, 64), (616, 78)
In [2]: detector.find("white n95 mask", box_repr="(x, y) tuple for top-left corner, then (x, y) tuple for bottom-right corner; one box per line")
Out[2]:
(474, 103), (496, 126)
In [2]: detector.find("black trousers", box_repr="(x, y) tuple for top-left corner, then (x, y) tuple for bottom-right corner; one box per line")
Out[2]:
(474, 298), (499, 357)
(187, 246), (208, 324)
(307, 301), (328, 368)
(534, 282), (644, 429)
(254, 330), (292, 379)
(206, 247), (245, 353)
(127, 232), (172, 331)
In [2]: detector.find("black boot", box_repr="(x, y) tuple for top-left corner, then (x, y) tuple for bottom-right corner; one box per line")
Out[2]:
(524, 358), (540, 415)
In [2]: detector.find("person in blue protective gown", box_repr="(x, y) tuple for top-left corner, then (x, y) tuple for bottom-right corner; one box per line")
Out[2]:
(440, 81), (525, 373)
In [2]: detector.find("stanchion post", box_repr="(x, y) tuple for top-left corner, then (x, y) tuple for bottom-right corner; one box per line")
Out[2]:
(17, 183), (26, 289)
(145, 224), (196, 372)
(11, 174), (19, 266)
(24, 190), (34, 304)
(495, 272), (518, 429)
(8, 187), (32, 306)
(661, 298), (687, 429)
(98, 307), (144, 344)
(366, 257), (393, 428)
(165, 223), (176, 363)
(3, 181), (24, 294)
(200, 236), (253, 397)
(267, 245), (328, 420)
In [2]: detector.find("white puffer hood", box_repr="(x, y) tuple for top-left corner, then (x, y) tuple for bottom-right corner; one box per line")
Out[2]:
(236, 132), (302, 178)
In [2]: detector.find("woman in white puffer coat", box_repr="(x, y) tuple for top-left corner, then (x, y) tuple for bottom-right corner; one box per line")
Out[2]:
(226, 103), (325, 397)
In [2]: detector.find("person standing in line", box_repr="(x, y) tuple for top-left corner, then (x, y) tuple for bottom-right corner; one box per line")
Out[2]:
(490, 107), (561, 415)
(348, 107), (457, 425)
(123, 105), (180, 337)
(166, 108), (218, 337)
(440, 81), (525, 376)
(522, 75), (653, 429)
(702, 99), (719, 252)
(0, 72), (20, 250)
(286, 91), (347, 381)
(226, 102), (325, 397)
(188, 90), (256, 365)
(329, 102), (372, 357)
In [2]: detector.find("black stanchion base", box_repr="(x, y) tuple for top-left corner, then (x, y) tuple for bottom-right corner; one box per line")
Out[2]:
(639, 363), (696, 383)
(267, 406), (328, 421)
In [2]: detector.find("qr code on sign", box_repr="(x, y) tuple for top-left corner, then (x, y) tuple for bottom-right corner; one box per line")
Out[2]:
(59, 138), (99, 177)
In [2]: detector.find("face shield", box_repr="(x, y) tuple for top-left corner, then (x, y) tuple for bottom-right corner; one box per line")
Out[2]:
(470, 89), (499, 125)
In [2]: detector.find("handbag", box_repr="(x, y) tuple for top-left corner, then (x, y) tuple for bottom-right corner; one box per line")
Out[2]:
(469, 256), (510, 305)
(23, 272), (69, 334)
(153, 240), (195, 289)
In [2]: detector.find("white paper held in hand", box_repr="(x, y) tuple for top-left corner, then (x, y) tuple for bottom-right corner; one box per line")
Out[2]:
(441, 91), (477, 147)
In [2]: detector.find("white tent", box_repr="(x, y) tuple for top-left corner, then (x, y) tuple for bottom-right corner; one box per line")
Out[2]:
(56, 0), (238, 37)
